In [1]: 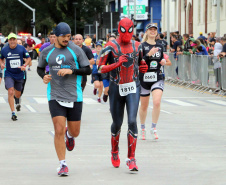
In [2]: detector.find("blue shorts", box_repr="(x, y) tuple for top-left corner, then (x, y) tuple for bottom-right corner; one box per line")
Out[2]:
(4, 77), (24, 91)
(103, 79), (109, 88)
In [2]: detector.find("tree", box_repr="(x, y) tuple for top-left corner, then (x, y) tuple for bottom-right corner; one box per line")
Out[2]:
(0, 0), (105, 36)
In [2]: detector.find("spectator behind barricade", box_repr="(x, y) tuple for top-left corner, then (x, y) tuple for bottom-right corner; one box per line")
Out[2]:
(174, 45), (183, 76)
(170, 35), (181, 53)
(195, 46), (207, 55)
(198, 32), (207, 42)
(207, 39), (215, 56)
(174, 45), (183, 60)
(156, 33), (169, 52)
(37, 33), (42, 40)
(189, 33), (194, 38)
(218, 37), (226, 58)
(208, 32), (216, 44)
(174, 31), (183, 43)
(84, 35), (92, 48)
(213, 37), (223, 86)
(139, 32), (144, 41)
(92, 34), (96, 48)
(198, 38), (207, 47)
(191, 40), (208, 55)
(180, 34), (191, 55)
(155, 34), (160, 41)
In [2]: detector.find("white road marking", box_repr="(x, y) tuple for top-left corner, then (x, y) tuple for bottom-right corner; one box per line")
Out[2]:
(164, 99), (197, 106)
(83, 98), (99, 104)
(86, 83), (94, 87)
(33, 97), (48, 104)
(0, 97), (6, 103)
(148, 106), (173, 115)
(25, 105), (36, 112)
(207, 100), (226, 106)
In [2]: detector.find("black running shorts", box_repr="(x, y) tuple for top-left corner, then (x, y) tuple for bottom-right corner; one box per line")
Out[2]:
(48, 100), (83, 121)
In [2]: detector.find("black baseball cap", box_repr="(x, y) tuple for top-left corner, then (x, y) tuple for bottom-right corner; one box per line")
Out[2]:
(145, 23), (158, 31)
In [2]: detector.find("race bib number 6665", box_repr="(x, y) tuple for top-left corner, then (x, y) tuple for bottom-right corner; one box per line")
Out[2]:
(143, 72), (157, 82)
(119, 81), (136, 96)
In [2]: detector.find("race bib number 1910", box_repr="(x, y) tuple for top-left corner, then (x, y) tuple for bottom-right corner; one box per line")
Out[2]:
(119, 82), (136, 96)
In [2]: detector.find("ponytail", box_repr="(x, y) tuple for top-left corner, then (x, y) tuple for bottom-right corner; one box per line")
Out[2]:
(142, 33), (148, 43)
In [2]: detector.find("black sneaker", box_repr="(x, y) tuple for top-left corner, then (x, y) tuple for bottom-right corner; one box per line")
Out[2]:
(16, 104), (21, 112)
(11, 113), (17, 121)
(103, 94), (108, 102)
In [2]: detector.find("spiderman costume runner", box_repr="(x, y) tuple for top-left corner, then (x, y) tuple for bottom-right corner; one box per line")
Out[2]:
(98, 18), (148, 171)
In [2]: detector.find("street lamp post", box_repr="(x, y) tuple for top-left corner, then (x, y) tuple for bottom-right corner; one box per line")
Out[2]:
(18, 0), (35, 36)
(167, 0), (170, 52)
(73, 2), (78, 35)
(216, 0), (220, 37)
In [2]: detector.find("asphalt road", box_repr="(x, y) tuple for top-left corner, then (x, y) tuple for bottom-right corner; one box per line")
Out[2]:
(0, 60), (225, 185)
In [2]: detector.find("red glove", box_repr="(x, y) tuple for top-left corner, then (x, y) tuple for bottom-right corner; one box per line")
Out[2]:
(118, 55), (128, 65)
(139, 60), (148, 73)
(100, 55), (128, 73)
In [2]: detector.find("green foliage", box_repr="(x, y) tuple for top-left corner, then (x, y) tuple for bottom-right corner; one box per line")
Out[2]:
(0, 0), (105, 36)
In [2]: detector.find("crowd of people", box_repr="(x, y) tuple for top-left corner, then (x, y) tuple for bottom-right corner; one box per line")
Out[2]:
(2, 19), (225, 177)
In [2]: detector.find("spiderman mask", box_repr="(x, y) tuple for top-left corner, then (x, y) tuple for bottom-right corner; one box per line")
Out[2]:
(118, 18), (134, 43)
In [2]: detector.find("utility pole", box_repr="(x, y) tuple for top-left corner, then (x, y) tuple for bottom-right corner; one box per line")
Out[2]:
(73, 2), (78, 35)
(111, 12), (113, 34)
(127, 0), (130, 18)
(134, 0), (136, 35)
(216, 0), (220, 37)
(96, 21), (99, 41)
(18, 0), (35, 36)
(167, 0), (170, 52)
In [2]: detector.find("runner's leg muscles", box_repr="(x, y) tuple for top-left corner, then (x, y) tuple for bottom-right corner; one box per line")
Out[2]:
(14, 89), (21, 99)
(67, 121), (81, 138)
(8, 87), (15, 112)
(52, 116), (67, 161)
(139, 96), (150, 124)
(151, 89), (163, 123)
(98, 82), (103, 98)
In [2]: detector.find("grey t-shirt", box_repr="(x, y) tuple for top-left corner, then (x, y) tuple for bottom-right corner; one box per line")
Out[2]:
(38, 41), (89, 102)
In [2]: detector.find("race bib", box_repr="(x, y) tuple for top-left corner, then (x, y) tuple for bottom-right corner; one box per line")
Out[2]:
(143, 72), (157, 82)
(10, 59), (21, 68)
(57, 100), (74, 108)
(119, 81), (136, 96)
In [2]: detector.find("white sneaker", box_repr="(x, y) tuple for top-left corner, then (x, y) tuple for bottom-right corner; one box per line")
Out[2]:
(139, 129), (146, 140)
(150, 128), (158, 140)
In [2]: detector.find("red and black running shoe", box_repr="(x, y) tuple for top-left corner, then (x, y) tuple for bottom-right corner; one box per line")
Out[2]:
(111, 151), (120, 168)
(126, 158), (138, 171)
(65, 128), (75, 151)
(57, 165), (69, 176)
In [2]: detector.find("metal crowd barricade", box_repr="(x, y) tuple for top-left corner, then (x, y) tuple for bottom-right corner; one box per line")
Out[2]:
(178, 54), (191, 86)
(164, 53), (225, 95)
(164, 52), (178, 84)
(221, 57), (226, 91)
(208, 56), (220, 90)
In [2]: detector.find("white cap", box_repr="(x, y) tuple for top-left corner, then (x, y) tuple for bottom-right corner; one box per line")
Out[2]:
(38, 33), (41, 35)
